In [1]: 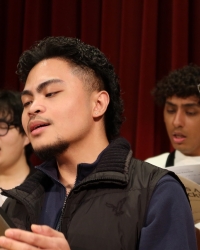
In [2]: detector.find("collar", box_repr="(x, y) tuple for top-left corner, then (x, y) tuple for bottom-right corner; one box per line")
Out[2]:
(36, 137), (131, 184)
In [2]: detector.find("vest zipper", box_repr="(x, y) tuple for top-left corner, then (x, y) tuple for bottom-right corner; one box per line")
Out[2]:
(56, 195), (67, 231)
(57, 174), (127, 232)
(56, 175), (78, 231)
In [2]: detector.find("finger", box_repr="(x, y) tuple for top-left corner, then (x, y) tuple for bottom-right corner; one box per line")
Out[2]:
(5, 228), (52, 248)
(4, 228), (70, 250)
(0, 235), (38, 250)
(31, 224), (65, 238)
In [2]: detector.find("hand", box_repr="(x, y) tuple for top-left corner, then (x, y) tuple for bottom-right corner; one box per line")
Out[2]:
(0, 224), (71, 250)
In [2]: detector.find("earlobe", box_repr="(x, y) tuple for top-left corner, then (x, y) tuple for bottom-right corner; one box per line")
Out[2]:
(93, 91), (110, 118)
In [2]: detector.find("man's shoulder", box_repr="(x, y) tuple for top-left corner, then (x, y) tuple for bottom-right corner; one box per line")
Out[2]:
(129, 157), (169, 190)
(144, 152), (170, 168)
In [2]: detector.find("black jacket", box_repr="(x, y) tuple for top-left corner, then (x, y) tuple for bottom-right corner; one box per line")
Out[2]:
(2, 138), (180, 250)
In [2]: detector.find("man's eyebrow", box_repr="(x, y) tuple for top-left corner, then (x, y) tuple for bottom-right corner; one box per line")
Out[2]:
(165, 100), (200, 108)
(21, 89), (32, 97)
(36, 79), (64, 92)
(165, 101), (176, 107)
(21, 79), (64, 97)
(183, 103), (200, 108)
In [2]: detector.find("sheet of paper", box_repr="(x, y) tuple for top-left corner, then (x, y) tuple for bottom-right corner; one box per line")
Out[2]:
(177, 175), (200, 224)
(167, 164), (200, 185)
(167, 165), (200, 246)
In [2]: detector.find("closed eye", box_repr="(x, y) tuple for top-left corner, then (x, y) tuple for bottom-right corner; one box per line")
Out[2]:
(46, 91), (60, 97)
(166, 109), (176, 114)
(186, 111), (197, 116)
(23, 101), (32, 108)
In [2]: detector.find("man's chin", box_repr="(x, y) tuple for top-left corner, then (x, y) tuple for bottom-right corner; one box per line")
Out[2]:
(33, 141), (69, 161)
(174, 145), (192, 156)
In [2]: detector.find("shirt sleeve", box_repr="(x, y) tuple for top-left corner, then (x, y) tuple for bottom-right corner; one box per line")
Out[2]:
(138, 175), (198, 250)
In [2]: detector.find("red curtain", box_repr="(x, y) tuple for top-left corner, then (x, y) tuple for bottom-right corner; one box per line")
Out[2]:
(1, 0), (200, 163)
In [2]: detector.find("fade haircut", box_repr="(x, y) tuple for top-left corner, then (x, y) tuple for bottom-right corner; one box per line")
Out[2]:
(152, 64), (200, 106)
(16, 36), (124, 141)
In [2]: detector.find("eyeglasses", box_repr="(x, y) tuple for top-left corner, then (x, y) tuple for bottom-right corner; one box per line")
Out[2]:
(0, 121), (17, 136)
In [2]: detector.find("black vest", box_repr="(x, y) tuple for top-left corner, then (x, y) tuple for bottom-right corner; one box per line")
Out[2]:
(165, 150), (175, 167)
(2, 138), (183, 250)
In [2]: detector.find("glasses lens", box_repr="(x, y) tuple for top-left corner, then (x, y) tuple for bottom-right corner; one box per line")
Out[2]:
(0, 121), (9, 136)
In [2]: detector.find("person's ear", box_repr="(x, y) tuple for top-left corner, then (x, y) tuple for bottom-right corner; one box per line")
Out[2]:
(23, 135), (30, 147)
(93, 91), (110, 118)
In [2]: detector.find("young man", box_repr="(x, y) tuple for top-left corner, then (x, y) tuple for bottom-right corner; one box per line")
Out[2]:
(0, 90), (33, 206)
(145, 64), (200, 167)
(0, 37), (197, 250)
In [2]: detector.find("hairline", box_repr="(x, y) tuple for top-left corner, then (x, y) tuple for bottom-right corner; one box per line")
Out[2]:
(24, 56), (104, 93)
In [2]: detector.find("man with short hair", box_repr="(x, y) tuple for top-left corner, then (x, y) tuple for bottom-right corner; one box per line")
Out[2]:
(0, 37), (197, 250)
(145, 64), (200, 167)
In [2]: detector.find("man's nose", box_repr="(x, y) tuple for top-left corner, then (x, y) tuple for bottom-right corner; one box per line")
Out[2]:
(28, 101), (45, 116)
(172, 111), (184, 127)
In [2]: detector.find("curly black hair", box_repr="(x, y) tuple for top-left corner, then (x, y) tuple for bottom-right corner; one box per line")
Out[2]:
(152, 64), (200, 106)
(0, 90), (33, 167)
(16, 36), (124, 141)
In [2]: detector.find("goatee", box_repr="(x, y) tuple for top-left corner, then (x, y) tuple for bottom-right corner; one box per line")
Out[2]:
(34, 140), (69, 161)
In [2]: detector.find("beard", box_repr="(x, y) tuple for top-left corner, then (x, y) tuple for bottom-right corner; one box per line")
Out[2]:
(33, 139), (69, 161)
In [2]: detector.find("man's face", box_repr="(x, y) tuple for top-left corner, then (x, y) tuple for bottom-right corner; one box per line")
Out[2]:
(21, 58), (98, 159)
(164, 95), (200, 156)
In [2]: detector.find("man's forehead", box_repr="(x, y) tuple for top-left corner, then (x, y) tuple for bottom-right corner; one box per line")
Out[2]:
(26, 58), (72, 79)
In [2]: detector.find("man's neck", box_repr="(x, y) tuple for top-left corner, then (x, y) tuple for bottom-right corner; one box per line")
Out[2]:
(56, 135), (109, 188)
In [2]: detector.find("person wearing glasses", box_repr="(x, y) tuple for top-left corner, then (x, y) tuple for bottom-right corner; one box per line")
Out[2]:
(0, 37), (197, 250)
(0, 89), (33, 206)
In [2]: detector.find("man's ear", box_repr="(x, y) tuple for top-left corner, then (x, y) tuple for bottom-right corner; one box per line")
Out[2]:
(93, 90), (110, 118)
(23, 135), (30, 147)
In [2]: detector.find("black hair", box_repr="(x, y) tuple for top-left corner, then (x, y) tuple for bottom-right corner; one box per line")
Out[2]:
(0, 89), (33, 167)
(152, 64), (200, 106)
(16, 36), (124, 141)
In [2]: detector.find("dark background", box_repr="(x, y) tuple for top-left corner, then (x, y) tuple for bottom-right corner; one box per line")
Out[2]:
(1, 0), (200, 164)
